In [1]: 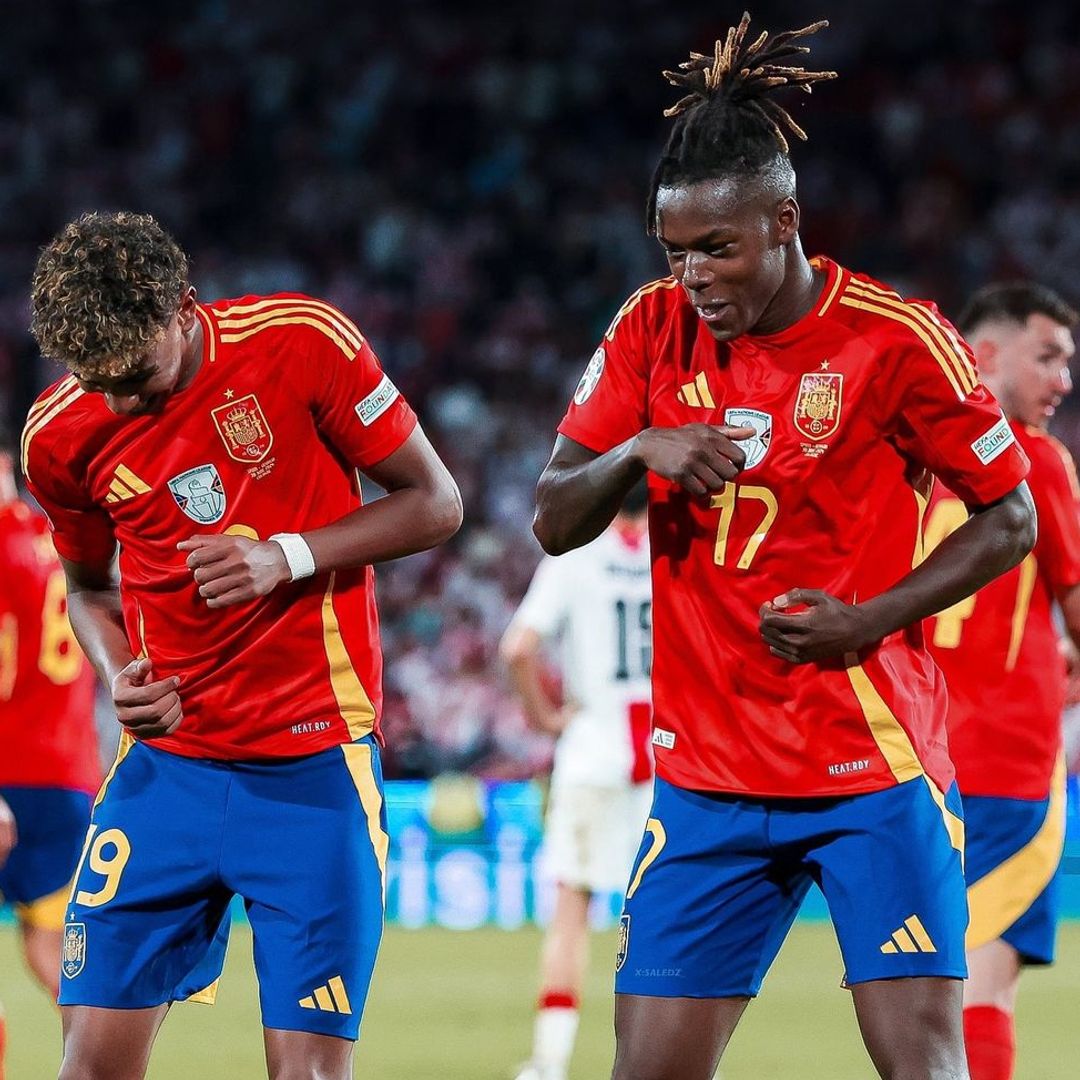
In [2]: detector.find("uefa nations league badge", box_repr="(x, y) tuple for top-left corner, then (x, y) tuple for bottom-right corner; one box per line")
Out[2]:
(723, 408), (772, 470)
(62, 922), (86, 979)
(168, 464), (227, 525)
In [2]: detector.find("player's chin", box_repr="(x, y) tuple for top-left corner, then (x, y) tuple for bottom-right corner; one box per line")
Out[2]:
(701, 316), (746, 342)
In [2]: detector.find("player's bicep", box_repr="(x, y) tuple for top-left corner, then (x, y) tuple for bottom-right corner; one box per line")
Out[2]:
(361, 424), (459, 504)
(308, 330), (418, 468)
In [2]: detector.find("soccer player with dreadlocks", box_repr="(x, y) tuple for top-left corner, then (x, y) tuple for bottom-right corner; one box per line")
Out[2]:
(22, 211), (462, 1079)
(535, 14), (1035, 1079)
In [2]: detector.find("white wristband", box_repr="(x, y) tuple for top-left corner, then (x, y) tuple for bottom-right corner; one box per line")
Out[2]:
(269, 533), (317, 581)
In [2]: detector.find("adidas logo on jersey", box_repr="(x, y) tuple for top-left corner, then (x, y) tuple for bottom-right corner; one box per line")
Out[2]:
(880, 915), (937, 954)
(677, 372), (716, 408)
(299, 975), (352, 1014)
(104, 465), (151, 504)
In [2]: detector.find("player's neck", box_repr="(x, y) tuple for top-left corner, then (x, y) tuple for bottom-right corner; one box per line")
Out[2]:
(175, 318), (205, 395)
(750, 242), (822, 337)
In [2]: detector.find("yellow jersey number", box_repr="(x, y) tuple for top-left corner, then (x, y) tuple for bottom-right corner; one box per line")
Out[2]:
(711, 483), (778, 569)
(72, 825), (133, 908)
(0, 569), (82, 701)
(924, 497), (1036, 669)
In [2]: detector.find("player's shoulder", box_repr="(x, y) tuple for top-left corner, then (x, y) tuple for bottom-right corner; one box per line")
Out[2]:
(206, 292), (366, 361)
(1015, 423), (1080, 494)
(21, 374), (100, 480)
(825, 262), (978, 394)
(602, 276), (686, 341)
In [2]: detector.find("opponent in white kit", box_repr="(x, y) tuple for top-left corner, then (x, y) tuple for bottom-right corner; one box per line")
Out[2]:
(501, 481), (652, 1080)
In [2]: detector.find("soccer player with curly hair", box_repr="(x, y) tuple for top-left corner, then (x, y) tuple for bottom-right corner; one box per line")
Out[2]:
(535, 14), (1036, 1079)
(23, 210), (462, 1079)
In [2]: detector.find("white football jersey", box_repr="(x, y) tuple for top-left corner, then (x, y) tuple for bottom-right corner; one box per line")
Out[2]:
(511, 524), (652, 788)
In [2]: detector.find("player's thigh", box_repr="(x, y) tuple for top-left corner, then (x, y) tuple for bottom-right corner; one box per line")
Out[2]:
(59, 1003), (169, 1080)
(616, 779), (811, 1002)
(545, 782), (648, 894)
(806, 775), (967, 988)
(20, 920), (62, 998)
(225, 736), (387, 1041)
(263, 1028), (354, 1080)
(613, 994), (749, 1080)
(850, 977), (965, 1079)
(60, 739), (233, 1010)
(964, 784), (1064, 966)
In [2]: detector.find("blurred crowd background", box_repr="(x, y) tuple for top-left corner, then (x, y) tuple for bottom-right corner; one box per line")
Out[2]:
(2, 0), (1080, 778)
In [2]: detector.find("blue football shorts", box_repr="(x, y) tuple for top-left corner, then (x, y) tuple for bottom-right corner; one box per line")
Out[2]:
(58, 734), (388, 1040)
(963, 760), (1067, 966)
(615, 774), (968, 998)
(0, 785), (93, 930)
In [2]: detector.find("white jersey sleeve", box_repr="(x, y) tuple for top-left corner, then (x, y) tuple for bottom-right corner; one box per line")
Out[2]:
(511, 554), (573, 640)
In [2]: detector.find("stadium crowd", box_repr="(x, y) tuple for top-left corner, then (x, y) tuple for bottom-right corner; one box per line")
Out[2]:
(2, 0), (1080, 778)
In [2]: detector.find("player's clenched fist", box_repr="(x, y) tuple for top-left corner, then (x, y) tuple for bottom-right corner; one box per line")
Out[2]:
(112, 657), (183, 737)
(178, 534), (291, 608)
(758, 589), (877, 664)
(632, 424), (754, 495)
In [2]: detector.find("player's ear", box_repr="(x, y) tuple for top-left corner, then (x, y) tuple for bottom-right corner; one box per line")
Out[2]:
(177, 286), (199, 331)
(776, 196), (799, 245)
(972, 338), (998, 376)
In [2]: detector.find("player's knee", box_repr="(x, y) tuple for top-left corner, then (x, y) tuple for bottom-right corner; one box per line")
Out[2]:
(870, 1005), (967, 1080)
(58, 1053), (144, 1080)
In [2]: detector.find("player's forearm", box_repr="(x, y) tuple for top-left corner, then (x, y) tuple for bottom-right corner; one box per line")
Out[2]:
(66, 587), (136, 688)
(859, 482), (1036, 642)
(534, 437), (644, 555)
(504, 653), (563, 734)
(303, 480), (462, 572)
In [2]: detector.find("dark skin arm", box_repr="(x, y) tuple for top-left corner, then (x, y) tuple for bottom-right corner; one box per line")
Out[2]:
(178, 425), (462, 608)
(533, 426), (753, 555)
(758, 482), (1037, 663)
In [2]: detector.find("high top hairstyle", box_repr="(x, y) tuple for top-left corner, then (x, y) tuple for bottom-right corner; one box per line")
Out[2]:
(647, 11), (836, 233)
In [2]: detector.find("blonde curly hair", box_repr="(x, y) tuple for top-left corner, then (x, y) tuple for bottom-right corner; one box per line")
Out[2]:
(30, 211), (189, 379)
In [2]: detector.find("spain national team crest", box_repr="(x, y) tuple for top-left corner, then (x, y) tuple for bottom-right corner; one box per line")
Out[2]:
(168, 464), (227, 525)
(62, 923), (86, 979)
(616, 914), (631, 972)
(793, 371), (843, 441)
(211, 393), (274, 463)
(723, 408), (772, 469)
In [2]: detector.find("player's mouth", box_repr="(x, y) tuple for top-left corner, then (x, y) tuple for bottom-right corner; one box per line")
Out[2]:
(693, 301), (732, 325)
(1042, 396), (1061, 417)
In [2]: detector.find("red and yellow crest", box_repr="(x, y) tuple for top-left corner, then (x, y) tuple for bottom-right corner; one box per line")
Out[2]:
(211, 394), (274, 463)
(793, 372), (843, 442)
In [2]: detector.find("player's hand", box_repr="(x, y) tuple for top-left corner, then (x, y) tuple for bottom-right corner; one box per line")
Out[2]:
(112, 657), (183, 738)
(178, 535), (291, 608)
(0, 794), (17, 869)
(633, 424), (754, 495)
(758, 589), (878, 664)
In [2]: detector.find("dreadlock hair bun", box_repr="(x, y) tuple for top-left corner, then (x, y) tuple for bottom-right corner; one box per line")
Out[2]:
(647, 11), (836, 232)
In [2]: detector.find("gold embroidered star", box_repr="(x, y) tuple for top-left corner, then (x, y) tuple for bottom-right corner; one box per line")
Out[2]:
(820, 360), (830, 370)
(224, 388), (235, 399)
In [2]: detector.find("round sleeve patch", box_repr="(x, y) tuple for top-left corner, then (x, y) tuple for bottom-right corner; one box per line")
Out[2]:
(573, 347), (606, 405)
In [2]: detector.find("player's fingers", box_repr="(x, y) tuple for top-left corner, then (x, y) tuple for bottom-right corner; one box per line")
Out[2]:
(690, 459), (732, 492)
(176, 535), (219, 551)
(712, 425), (755, 441)
(117, 656), (152, 685)
(768, 644), (802, 663)
(782, 588), (829, 609)
(183, 543), (231, 570)
(192, 562), (234, 586)
(759, 609), (812, 633)
(676, 471), (708, 497)
(119, 693), (182, 732)
(114, 675), (181, 707)
(206, 586), (255, 609)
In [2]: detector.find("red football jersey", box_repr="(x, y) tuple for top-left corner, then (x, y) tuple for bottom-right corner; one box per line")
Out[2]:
(558, 258), (1029, 798)
(0, 499), (99, 792)
(22, 295), (417, 761)
(927, 423), (1080, 800)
